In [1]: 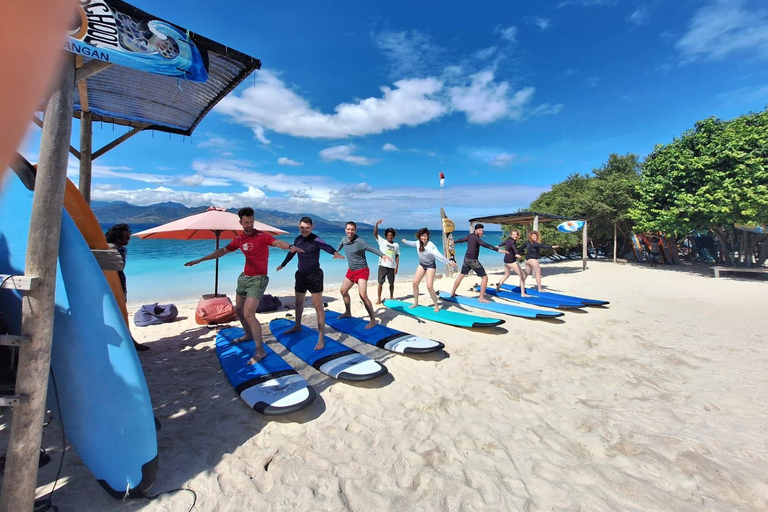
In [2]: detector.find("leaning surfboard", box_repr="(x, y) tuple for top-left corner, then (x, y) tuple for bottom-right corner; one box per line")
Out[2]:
(216, 327), (316, 415)
(383, 299), (505, 328)
(0, 172), (157, 497)
(476, 285), (585, 309)
(269, 319), (388, 381)
(500, 284), (609, 306)
(439, 292), (563, 319)
(325, 311), (445, 354)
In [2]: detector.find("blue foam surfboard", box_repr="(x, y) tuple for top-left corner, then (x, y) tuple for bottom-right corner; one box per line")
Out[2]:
(500, 284), (609, 306)
(438, 292), (563, 319)
(475, 285), (585, 309)
(269, 319), (388, 381)
(383, 299), (505, 328)
(0, 173), (157, 497)
(216, 327), (316, 415)
(325, 311), (444, 354)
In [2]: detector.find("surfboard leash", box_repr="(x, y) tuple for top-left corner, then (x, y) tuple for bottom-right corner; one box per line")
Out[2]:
(144, 487), (198, 511)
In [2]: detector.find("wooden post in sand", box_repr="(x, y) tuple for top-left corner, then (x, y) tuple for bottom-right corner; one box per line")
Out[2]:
(582, 221), (589, 271)
(78, 110), (92, 203)
(0, 53), (75, 512)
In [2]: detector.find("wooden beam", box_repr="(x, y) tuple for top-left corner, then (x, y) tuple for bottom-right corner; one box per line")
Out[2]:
(74, 59), (112, 83)
(0, 275), (38, 292)
(92, 124), (150, 160)
(582, 221), (589, 271)
(79, 111), (93, 202)
(0, 53), (75, 512)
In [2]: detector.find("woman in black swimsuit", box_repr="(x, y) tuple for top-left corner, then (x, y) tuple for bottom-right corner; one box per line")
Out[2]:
(496, 229), (529, 295)
(524, 230), (559, 292)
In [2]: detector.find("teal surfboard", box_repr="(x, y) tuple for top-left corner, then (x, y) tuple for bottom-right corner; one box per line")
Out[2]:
(475, 285), (585, 309)
(325, 311), (444, 354)
(383, 299), (505, 328)
(501, 284), (609, 306)
(439, 292), (563, 319)
(270, 319), (388, 381)
(0, 172), (157, 497)
(216, 327), (316, 415)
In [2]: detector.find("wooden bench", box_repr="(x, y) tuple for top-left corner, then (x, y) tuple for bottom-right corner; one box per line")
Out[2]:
(713, 266), (768, 278)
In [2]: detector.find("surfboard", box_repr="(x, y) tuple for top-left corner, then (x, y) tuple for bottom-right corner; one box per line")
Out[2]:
(438, 292), (563, 319)
(0, 172), (157, 497)
(269, 319), (388, 381)
(476, 285), (585, 309)
(325, 311), (445, 354)
(383, 299), (505, 328)
(630, 233), (646, 262)
(500, 284), (610, 306)
(216, 327), (316, 415)
(557, 220), (585, 233)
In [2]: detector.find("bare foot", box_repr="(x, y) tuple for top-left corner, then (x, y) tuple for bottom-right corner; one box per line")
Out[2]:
(408, 303), (419, 309)
(365, 320), (376, 329)
(284, 325), (302, 334)
(338, 312), (351, 319)
(537, 288), (544, 293)
(314, 338), (325, 350)
(478, 297), (492, 303)
(521, 293), (532, 297)
(375, 299), (382, 305)
(233, 336), (253, 344)
(247, 351), (267, 365)
(450, 293), (457, 298)
(433, 304), (440, 312)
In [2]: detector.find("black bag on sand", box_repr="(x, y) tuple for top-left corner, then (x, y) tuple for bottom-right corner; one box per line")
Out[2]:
(134, 303), (179, 327)
(256, 294), (282, 313)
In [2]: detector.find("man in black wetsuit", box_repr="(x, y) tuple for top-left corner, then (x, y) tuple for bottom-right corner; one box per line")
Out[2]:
(450, 223), (507, 303)
(277, 216), (344, 349)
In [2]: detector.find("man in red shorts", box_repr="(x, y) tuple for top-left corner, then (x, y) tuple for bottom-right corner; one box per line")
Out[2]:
(185, 207), (302, 364)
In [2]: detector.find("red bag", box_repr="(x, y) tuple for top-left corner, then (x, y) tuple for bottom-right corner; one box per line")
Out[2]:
(195, 296), (237, 325)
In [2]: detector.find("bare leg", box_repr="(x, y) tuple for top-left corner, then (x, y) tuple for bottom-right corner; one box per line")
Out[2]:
(357, 279), (377, 328)
(311, 292), (325, 350)
(514, 263), (530, 296)
(425, 268), (440, 312)
(242, 296), (266, 364)
(389, 280), (395, 301)
(497, 264), (511, 289)
(478, 276), (491, 302)
(339, 277), (354, 318)
(410, 266), (426, 308)
(450, 273), (466, 297)
(233, 294), (253, 343)
(529, 260), (544, 291)
(284, 291), (305, 334)
(376, 282), (384, 304)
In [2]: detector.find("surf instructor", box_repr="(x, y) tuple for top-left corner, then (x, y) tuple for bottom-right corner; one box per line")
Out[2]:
(185, 207), (302, 365)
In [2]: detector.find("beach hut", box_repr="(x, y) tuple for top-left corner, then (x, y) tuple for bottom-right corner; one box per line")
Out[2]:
(0, 1), (260, 509)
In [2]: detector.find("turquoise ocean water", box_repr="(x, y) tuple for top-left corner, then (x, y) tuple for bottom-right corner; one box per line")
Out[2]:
(119, 226), (507, 304)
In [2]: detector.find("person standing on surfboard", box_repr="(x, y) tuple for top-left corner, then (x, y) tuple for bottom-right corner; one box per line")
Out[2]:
(524, 230), (559, 292)
(373, 219), (400, 304)
(337, 221), (391, 329)
(276, 216), (345, 350)
(496, 229), (530, 296)
(402, 228), (456, 312)
(185, 207), (303, 365)
(450, 223), (507, 303)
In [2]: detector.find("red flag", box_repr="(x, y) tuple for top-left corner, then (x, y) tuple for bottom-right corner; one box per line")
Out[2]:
(439, 172), (445, 188)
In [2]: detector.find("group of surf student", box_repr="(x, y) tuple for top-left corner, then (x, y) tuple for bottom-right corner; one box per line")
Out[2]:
(185, 208), (557, 365)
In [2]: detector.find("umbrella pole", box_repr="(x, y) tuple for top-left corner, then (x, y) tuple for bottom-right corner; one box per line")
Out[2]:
(214, 233), (220, 297)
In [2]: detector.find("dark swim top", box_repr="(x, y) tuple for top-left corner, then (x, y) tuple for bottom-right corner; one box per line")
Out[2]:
(500, 238), (522, 264)
(525, 241), (553, 260)
(454, 233), (498, 260)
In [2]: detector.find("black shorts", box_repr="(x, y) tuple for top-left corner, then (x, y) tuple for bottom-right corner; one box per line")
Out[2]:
(378, 265), (395, 285)
(460, 258), (487, 277)
(419, 261), (437, 270)
(295, 268), (324, 294)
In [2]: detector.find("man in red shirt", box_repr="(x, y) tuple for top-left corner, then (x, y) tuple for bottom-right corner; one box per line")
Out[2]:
(185, 207), (302, 364)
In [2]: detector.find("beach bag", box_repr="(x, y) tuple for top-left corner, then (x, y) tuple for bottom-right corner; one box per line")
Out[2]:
(134, 303), (179, 327)
(195, 296), (237, 325)
(256, 294), (282, 313)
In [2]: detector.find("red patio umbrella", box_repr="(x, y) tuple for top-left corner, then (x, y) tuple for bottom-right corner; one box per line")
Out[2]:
(133, 207), (288, 296)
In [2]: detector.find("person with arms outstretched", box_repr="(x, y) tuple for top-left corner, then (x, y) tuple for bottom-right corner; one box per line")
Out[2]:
(524, 230), (559, 292)
(401, 228), (455, 312)
(373, 219), (400, 304)
(276, 216), (344, 350)
(185, 207), (302, 365)
(496, 229), (529, 296)
(450, 223), (507, 303)
(337, 221), (391, 328)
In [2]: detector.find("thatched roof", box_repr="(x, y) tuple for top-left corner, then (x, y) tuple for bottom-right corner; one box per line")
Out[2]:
(469, 211), (578, 225)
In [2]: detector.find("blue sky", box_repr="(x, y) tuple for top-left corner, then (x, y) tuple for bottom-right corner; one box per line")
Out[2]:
(22, 0), (768, 229)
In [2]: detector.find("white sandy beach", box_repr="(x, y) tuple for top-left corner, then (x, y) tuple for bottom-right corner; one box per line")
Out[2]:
(5, 259), (768, 511)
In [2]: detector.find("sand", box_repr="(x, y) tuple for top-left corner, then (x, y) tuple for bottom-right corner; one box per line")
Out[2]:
(3, 259), (768, 511)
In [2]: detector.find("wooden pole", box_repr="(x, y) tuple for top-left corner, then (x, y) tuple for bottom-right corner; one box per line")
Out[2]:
(78, 110), (92, 203)
(1, 53), (75, 512)
(613, 222), (617, 264)
(582, 221), (589, 271)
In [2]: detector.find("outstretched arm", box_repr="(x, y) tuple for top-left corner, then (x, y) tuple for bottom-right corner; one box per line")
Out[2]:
(272, 239), (304, 252)
(400, 239), (418, 248)
(185, 247), (231, 266)
(277, 251), (296, 271)
(426, 242), (452, 266)
(374, 219), (383, 240)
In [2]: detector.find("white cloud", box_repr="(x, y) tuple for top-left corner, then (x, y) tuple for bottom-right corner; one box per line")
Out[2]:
(371, 30), (447, 78)
(528, 17), (552, 31)
(475, 46), (499, 60)
(677, 0), (768, 63)
(496, 26), (518, 43)
(449, 70), (535, 124)
(196, 134), (239, 154)
(626, 6), (650, 27)
(91, 186), (267, 209)
(490, 153), (517, 168)
(382, 143), (400, 152)
(584, 76), (600, 88)
(278, 157), (303, 166)
(319, 145), (374, 165)
(215, 70), (446, 142)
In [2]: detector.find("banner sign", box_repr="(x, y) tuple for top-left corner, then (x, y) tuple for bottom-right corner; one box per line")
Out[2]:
(67, 0), (209, 82)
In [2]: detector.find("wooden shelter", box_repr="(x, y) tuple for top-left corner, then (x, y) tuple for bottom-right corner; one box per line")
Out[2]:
(0, 2), (259, 509)
(468, 211), (589, 270)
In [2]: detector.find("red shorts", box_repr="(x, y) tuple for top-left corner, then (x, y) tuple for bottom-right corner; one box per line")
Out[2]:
(345, 267), (370, 282)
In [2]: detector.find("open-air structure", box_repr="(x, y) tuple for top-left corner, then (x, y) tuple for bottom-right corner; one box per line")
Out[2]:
(0, 1), (259, 509)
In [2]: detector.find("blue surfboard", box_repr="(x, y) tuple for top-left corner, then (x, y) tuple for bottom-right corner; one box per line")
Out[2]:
(500, 284), (609, 306)
(325, 311), (444, 354)
(475, 285), (585, 309)
(269, 319), (388, 381)
(438, 292), (563, 319)
(216, 327), (316, 415)
(0, 172), (157, 497)
(383, 299), (505, 328)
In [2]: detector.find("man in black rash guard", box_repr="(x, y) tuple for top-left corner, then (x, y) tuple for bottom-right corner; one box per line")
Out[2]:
(277, 216), (345, 350)
(450, 223), (507, 303)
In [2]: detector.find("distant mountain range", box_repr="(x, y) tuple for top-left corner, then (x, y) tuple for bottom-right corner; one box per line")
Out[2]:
(91, 201), (373, 229)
